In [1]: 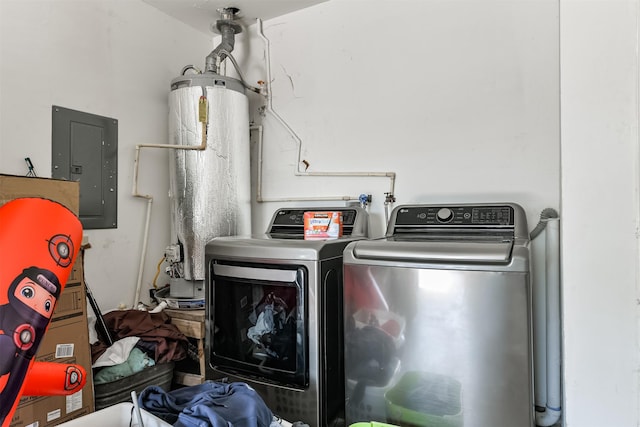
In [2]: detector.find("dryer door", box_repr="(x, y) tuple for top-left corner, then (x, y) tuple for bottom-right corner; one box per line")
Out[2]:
(209, 262), (308, 389)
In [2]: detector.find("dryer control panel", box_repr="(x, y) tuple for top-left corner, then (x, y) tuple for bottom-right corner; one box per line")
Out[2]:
(267, 206), (369, 237)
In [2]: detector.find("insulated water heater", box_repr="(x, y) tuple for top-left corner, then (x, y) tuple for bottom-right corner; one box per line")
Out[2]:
(166, 72), (251, 298)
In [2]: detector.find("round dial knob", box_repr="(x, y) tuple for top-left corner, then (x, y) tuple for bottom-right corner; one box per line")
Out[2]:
(436, 208), (454, 223)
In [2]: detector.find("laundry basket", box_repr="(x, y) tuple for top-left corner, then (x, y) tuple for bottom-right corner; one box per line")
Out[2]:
(93, 362), (174, 410)
(384, 371), (463, 427)
(56, 402), (170, 427)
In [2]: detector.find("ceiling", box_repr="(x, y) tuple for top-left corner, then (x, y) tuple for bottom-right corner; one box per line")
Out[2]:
(142, 0), (327, 36)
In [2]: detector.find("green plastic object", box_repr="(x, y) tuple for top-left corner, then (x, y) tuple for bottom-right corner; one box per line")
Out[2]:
(350, 423), (399, 427)
(384, 371), (463, 427)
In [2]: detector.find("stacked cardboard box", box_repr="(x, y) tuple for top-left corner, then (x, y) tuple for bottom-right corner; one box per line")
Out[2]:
(0, 174), (95, 426)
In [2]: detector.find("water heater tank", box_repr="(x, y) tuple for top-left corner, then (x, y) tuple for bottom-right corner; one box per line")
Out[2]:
(168, 73), (251, 297)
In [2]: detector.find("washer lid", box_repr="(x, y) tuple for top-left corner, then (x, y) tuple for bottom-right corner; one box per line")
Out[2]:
(351, 239), (514, 264)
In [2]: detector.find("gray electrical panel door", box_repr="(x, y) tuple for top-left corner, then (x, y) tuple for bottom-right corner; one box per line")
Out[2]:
(52, 106), (118, 229)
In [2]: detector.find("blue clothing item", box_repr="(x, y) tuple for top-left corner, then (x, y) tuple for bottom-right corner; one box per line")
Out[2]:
(139, 381), (274, 427)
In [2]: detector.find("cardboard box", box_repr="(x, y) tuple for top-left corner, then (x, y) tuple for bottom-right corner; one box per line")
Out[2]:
(10, 310), (95, 426)
(303, 211), (343, 239)
(0, 175), (82, 295)
(51, 280), (86, 323)
(1, 175), (94, 426)
(9, 259), (95, 427)
(0, 174), (79, 215)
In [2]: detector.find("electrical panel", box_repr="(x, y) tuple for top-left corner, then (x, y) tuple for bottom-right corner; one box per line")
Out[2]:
(51, 106), (118, 229)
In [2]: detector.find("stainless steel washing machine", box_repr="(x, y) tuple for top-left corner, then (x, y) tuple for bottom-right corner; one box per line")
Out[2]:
(204, 207), (369, 427)
(343, 203), (533, 427)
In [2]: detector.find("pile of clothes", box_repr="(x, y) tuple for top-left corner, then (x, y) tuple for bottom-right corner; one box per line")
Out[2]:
(138, 381), (283, 427)
(91, 310), (311, 427)
(91, 310), (189, 384)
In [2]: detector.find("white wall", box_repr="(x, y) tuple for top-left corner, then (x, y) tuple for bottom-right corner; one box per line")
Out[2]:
(0, 0), (213, 310)
(235, 1), (561, 421)
(232, 0), (560, 236)
(560, 1), (640, 426)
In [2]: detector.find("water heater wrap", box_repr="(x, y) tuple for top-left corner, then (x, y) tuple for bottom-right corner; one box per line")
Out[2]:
(169, 75), (251, 281)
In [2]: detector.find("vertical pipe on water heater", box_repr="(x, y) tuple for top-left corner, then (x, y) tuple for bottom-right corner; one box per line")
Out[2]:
(131, 120), (207, 308)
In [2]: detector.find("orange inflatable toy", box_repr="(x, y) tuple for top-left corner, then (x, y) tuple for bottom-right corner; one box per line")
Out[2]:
(0, 197), (85, 426)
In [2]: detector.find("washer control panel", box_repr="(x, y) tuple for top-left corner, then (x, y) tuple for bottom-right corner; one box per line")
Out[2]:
(393, 205), (514, 227)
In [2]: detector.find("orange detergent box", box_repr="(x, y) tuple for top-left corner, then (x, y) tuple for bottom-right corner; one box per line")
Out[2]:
(304, 211), (343, 240)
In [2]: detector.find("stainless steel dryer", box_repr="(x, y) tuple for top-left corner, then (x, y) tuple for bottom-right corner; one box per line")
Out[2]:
(204, 207), (369, 427)
(343, 203), (533, 427)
